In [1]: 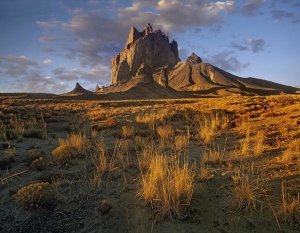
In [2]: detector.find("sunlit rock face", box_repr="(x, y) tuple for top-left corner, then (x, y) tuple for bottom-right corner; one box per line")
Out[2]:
(111, 23), (180, 84)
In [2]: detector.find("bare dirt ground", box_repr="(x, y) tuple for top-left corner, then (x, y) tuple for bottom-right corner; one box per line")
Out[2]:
(0, 94), (299, 233)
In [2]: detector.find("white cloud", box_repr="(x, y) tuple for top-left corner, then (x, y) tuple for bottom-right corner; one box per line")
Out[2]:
(43, 59), (53, 65)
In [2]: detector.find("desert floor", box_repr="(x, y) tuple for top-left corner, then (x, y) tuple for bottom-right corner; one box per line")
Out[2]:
(0, 94), (300, 233)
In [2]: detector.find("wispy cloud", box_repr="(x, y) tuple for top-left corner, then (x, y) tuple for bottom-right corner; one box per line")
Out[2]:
(241, 0), (266, 16)
(231, 38), (266, 53)
(271, 10), (299, 23)
(206, 51), (250, 72)
(0, 55), (108, 93)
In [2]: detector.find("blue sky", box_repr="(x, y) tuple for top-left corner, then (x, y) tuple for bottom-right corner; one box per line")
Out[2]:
(0, 0), (299, 93)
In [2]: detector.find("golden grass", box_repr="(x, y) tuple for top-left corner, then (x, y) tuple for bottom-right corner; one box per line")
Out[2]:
(156, 124), (174, 147)
(52, 133), (89, 161)
(278, 181), (300, 227)
(138, 155), (195, 218)
(239, 129), (250, 157)
(91, 140), (117, 184)
(138, 140), (156, 170)
(114, 138), (133, 168)
(136, 109), (176, 124)
(122, 125), (135, 138)
(198, 163), (210, 181)
(202, 145), (226, 165)
(230, 165), (265, 213)
(253, 131), (265, 156)
(92, 118), (118, 130)
(279, 138), (300, 165)
(195, 110), (232, 144)
(174, 134), (189, 153)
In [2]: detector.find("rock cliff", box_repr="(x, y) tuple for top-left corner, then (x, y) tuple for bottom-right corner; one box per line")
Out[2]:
(111, 23), (180, 84)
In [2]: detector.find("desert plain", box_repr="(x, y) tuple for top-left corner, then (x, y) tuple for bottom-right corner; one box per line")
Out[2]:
(0, 93), (299, 233)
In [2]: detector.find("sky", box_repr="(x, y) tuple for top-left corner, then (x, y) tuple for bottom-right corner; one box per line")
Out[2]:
(0, 0), (299, 93)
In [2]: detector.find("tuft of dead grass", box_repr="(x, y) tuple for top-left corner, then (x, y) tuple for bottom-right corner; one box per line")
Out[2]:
(122, 125), (135, 138)
(174, 134), (189, 154)
(278, 180), (300, 227)
(52, 133), (89, 161)
(230, 165), (266, 213)
(156, 124), (174, 147)
(91, 140), (118, 185)
(136, 109), (176, 124)
(194, 110), (232, 144)
(253, 131), (265, 156)
(138, 155), (195, 218)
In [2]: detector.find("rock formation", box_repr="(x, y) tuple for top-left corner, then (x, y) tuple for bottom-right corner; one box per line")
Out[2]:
(111, 23), (180, 84)
(186, 52), (202, 65)
(63, 82), (92, 95)
(106, 24), (299, 96)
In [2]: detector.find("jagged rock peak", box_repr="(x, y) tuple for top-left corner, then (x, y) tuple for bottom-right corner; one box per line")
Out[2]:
(75, 82), (83, 90)
(143, 23), (153, 35)
(126, 26), (141, 47)
(112, 23), (180, 84)
(72, 82), (91, 93)
(125, 23), (154, 47)
(186, 52), (202, 65)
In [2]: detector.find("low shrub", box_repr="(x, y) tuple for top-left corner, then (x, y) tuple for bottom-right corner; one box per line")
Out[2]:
(15, 182), (57, 210)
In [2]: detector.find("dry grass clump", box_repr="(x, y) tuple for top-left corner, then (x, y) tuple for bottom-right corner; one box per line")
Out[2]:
(6, 115), (24, 141)
(278, 181), (300, 227)
(91, 140), (117, 184)
(134, 135), (148, 150)
(122, 125), (135, 138)
(289, 138), (300, 153)
(230, 166), (265, 213)
(239, 130), (250, 157)
(279, 138), (300, 164)
(195, 110), (232, 143)
(198, 164), (211, 181)
(15, 182), (57, 210)
(0, 121), (7, 141)
(136, 109), (176, 124)
(138, 140), (156, 170)
(138, 155), (195, 218)
(26, 149), (42, 163)
(92, 118), (118, 130)
(52, 133), (89, 161)
(23, 115), (47, 139)
(31, 157), (48, 171)
(174, 134), (189, 153)
(4, 144), (16, 161)
(202, 145), (226, 165)
(4, 114), (47, 141)
(156, 124), (174, 147)
(114, 138), (134, 168)
(253, 131), (265, 156)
